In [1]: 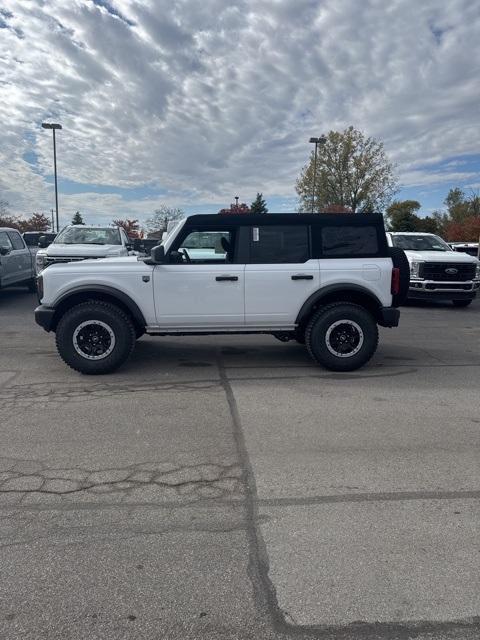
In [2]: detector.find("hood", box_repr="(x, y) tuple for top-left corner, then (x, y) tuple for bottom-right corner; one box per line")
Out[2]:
(45, 255), (148, 273)
(403, 250), (479, 263)
(45, 243), (124, 258)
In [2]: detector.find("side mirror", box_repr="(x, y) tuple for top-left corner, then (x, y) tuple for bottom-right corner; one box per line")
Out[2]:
(38, 236), (48, 248)
(150, 245), (165, 263)
(0, 246), (10, 256)
(125, 243), (133, 251)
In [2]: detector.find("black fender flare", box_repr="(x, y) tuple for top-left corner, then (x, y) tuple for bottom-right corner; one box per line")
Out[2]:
(296, 284), (383, 326)
(52, 285), (147, 329)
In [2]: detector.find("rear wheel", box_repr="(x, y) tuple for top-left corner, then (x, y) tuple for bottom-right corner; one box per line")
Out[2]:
(305, 303), (378, 372)
(56, 301), (136, 374)
(452, 299), (473, 307)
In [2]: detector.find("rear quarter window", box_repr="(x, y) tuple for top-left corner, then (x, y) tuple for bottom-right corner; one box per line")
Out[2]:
(317, 225), (380, 258)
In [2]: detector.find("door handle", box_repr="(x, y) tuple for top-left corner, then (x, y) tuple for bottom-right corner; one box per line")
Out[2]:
(216, 275), (238, 282)
(291, 274), (314, 280)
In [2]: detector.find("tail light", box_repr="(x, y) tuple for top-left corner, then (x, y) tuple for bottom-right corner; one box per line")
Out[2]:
(391, 267), (400, 295)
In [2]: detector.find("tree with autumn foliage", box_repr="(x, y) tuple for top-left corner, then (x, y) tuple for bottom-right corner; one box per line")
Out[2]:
(218, 202), (251, 214)
(441, 189), (480, 241)
(296, 127), (398, 213)
(113, 218), (143, 238)
(22, 213), (51, 231)
(0, 207), (51, 232)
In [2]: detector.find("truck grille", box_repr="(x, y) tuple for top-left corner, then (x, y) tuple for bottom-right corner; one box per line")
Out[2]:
(419, 262), (476, 281)
(45, 256), (99, 266)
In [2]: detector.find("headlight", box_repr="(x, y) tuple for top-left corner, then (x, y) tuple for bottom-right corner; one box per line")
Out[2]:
(35, 253), (47, 272)
(475, 263), (480, 280)
(410, 261), (423, 278)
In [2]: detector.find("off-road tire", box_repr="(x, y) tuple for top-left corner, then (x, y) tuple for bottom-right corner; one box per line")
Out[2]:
(452, 299), (473, 308)
(294, 328), (306, 344)
(305, 302), (379, 372)
(388, 247), (410, 307)
(56, 301), (136, 374)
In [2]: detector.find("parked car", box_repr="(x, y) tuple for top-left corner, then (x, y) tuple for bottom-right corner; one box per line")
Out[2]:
(386, 232), (480, 306)
(23, 231), (57, 249)
(450, 242), (479, 258)
(0, 227), (36, 291)
(23, 231), (57, 261)
(132, 238), (160, 256)
(35, 213), (407, 374)
(35, 225), (134, 273)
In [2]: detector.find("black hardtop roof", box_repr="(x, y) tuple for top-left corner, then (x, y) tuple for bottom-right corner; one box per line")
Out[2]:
(185, 213), (385, 227)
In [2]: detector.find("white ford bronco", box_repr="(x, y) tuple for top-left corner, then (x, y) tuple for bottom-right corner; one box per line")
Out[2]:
(35, 214), (406, 374)
(386, 232), (480, 307)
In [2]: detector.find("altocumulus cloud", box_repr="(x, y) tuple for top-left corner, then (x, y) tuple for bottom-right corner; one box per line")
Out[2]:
(0, 0), (479, 222)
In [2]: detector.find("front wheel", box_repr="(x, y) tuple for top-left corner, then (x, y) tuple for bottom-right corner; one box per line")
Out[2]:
(55, 301), (136, 374)
(452, 299), (473, 307)
(305, 303), (379, 372)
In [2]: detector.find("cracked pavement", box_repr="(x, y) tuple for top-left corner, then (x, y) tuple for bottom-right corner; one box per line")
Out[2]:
(0, 288), (479, 640)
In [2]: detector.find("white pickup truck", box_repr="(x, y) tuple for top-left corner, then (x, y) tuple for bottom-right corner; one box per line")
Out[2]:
(386, 232), (480, 306)
(35, 225), (134, 273)
(35, 213), (407, 374)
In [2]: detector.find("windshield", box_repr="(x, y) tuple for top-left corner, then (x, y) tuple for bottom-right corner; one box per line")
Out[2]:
(55, 227), (121, 245)
(391, 234), (452, 252)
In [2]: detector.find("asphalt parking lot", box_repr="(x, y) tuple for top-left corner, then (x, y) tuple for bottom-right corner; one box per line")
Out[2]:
(0, 289), (479, 640)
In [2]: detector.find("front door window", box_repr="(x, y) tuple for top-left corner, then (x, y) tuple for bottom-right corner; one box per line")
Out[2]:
(176, 230), (234, 264)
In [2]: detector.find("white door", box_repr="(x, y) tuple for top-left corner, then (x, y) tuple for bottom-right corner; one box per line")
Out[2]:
(153, 228), (245, 328)
(245, 225), (320, 326)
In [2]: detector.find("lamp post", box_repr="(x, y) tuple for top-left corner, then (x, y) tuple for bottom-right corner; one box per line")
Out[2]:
(41, 122), (62, 232)
(309, 136), (327, 213)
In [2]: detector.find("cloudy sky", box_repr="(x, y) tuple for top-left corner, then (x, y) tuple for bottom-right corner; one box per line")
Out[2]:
(0, 0), (479, 226)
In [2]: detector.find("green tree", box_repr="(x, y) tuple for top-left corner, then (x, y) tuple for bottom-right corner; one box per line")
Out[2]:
(430, 210), (449, 237)
(415, 216), (440, 234)
(296, 126), (398, 213)
(250, 193), (268, 214)
(385, 200), (422, 231)
(145, 205), (185, 233)
(444, 188), (479, 223)
(71, 211), (84, 225)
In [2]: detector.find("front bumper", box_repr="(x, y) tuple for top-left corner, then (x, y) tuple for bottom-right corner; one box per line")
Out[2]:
(378, 307), (400, 327)
(35, 305), (55, 332)
(409, 279), (479, 300)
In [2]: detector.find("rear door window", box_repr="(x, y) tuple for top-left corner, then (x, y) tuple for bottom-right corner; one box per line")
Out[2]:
(250, 226), (309, 263)
(7, 231), (26, 250)
(320, 225), (379, 257)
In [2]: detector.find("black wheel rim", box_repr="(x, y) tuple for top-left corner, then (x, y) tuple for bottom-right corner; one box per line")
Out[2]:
(325, 320), (364, 358)
(73, 321), (116, 360)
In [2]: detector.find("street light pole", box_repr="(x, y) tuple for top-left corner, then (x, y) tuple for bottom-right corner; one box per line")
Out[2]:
(42, 122), (62, 233)
(309, 136), (327, 213)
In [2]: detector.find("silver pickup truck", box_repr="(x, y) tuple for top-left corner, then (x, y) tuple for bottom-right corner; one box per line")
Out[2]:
(0, 227), (36, 292)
